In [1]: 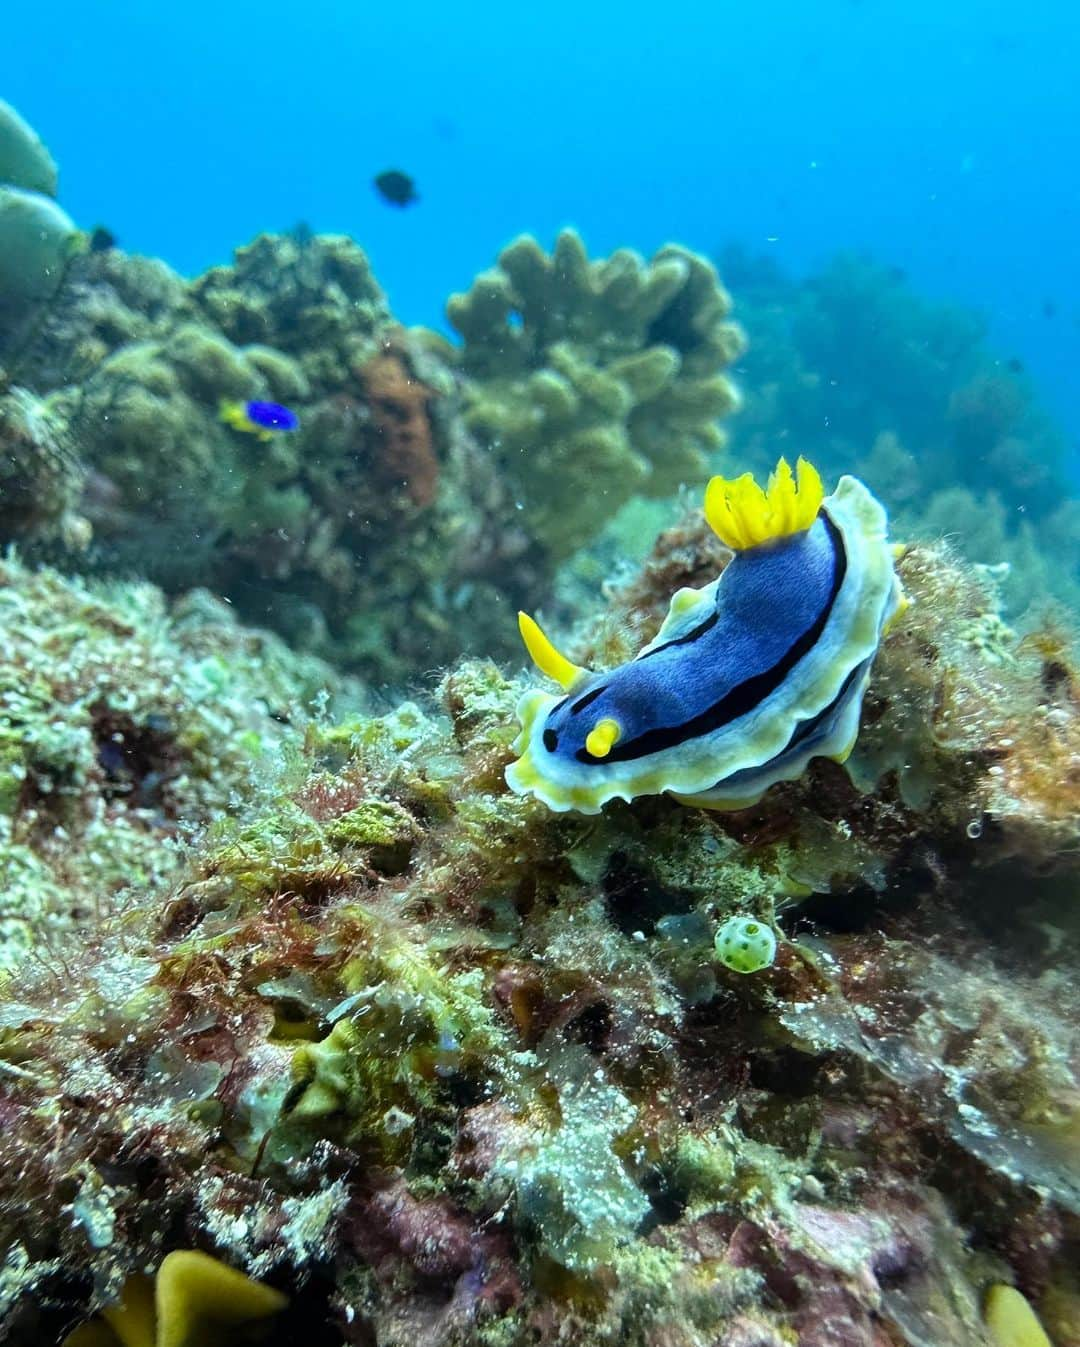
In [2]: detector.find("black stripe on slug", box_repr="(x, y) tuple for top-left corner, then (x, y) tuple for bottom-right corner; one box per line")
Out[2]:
(691, 657), (868, 796)
(634, 607), (720, 661)
(570, 684), (608, 715)
(576, 511), (848, 764)
(778, 655), (866, 754)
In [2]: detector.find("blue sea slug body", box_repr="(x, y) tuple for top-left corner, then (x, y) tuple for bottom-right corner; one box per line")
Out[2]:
(505, 458), (904, 814)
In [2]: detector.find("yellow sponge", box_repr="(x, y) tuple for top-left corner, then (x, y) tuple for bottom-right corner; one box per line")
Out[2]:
(62, 1250), (287, 1347)
(985, 1284), (1053, 1347)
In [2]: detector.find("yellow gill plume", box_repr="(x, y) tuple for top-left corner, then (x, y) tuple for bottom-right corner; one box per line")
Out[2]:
(705, 455), (824, 551)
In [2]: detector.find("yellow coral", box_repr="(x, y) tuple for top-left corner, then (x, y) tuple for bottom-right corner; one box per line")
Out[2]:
(985, 1284), (1053, 1347)
(62, 1250), (287, 1347)
(704, 456), (824, 550)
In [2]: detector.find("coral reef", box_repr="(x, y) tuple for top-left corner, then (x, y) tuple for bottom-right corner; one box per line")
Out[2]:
(4, 220), (746, 680)
(1, 95), (1077, 1347)
(1, 507), (1076, 1346)
(0, 98), (59, 196)
(190, 230), (390, 390)
(0, 187), (78, 329)
(0, 386), (89, 549)
(439, 228), (744, 558)
(358, 348), (440, 509)
(0, 102), (80, 358)
(719, 247), (1080, 620)
(0, 230), (533, 680)
(0, 554), (362, 971)
(6, 224), (746, 682)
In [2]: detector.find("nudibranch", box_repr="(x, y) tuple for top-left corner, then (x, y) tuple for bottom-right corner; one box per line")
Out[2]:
(505, 458), (904, 814)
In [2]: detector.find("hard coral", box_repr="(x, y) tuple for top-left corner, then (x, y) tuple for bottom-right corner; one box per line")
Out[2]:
(442, 228), (744, 559)
(1, 224), (548, 682)
(0, 98), (59, 196)
(191, 232), (390, 391)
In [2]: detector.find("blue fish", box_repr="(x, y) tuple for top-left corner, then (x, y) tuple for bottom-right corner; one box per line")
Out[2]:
(220, 399), (299, 441)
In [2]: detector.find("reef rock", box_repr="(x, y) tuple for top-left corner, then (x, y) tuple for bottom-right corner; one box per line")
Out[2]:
(0, 554), (362, 971)
(1, 517), (1076, 1346)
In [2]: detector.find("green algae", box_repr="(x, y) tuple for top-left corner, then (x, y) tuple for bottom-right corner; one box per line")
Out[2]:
(0, 553), (362, 968)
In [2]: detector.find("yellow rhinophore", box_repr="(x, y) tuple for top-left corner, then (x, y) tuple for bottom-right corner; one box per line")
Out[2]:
(517, 611), (587, 691)
(585, 717), (621, 758)
(705, 456), (824, 551)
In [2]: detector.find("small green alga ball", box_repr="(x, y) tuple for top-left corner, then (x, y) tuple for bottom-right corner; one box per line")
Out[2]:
(714, 915), (776, 974)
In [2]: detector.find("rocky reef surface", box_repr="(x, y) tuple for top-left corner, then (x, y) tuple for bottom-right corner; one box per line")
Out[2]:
(1, 516), (1078, 1346)
(1, 102), (1078, 1347)
(0, 110), (744, 685)
(0, 553), (363, 973)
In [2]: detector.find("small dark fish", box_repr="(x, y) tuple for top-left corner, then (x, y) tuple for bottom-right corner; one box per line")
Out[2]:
(1006, 357), (1024, 374)
(220, 399), (300, 441)
(374, 169), (419, 207)
(289, 219), (315, 248)
(89, 225), (117, 253)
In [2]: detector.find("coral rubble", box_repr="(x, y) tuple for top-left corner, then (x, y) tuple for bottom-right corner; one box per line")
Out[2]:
(1, 512), (1076, 1346)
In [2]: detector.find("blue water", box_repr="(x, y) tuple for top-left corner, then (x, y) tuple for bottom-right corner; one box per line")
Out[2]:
(7, 0), (1078, 444)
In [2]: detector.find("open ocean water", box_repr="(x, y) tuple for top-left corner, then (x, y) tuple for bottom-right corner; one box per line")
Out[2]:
(5, 0), (1079, 442)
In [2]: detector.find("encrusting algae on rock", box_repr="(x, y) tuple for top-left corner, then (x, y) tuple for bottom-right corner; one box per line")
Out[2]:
(0, 552), (362, 971)
(1, 476), (1078, 1345)
(1, 95), (1078, 1347)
